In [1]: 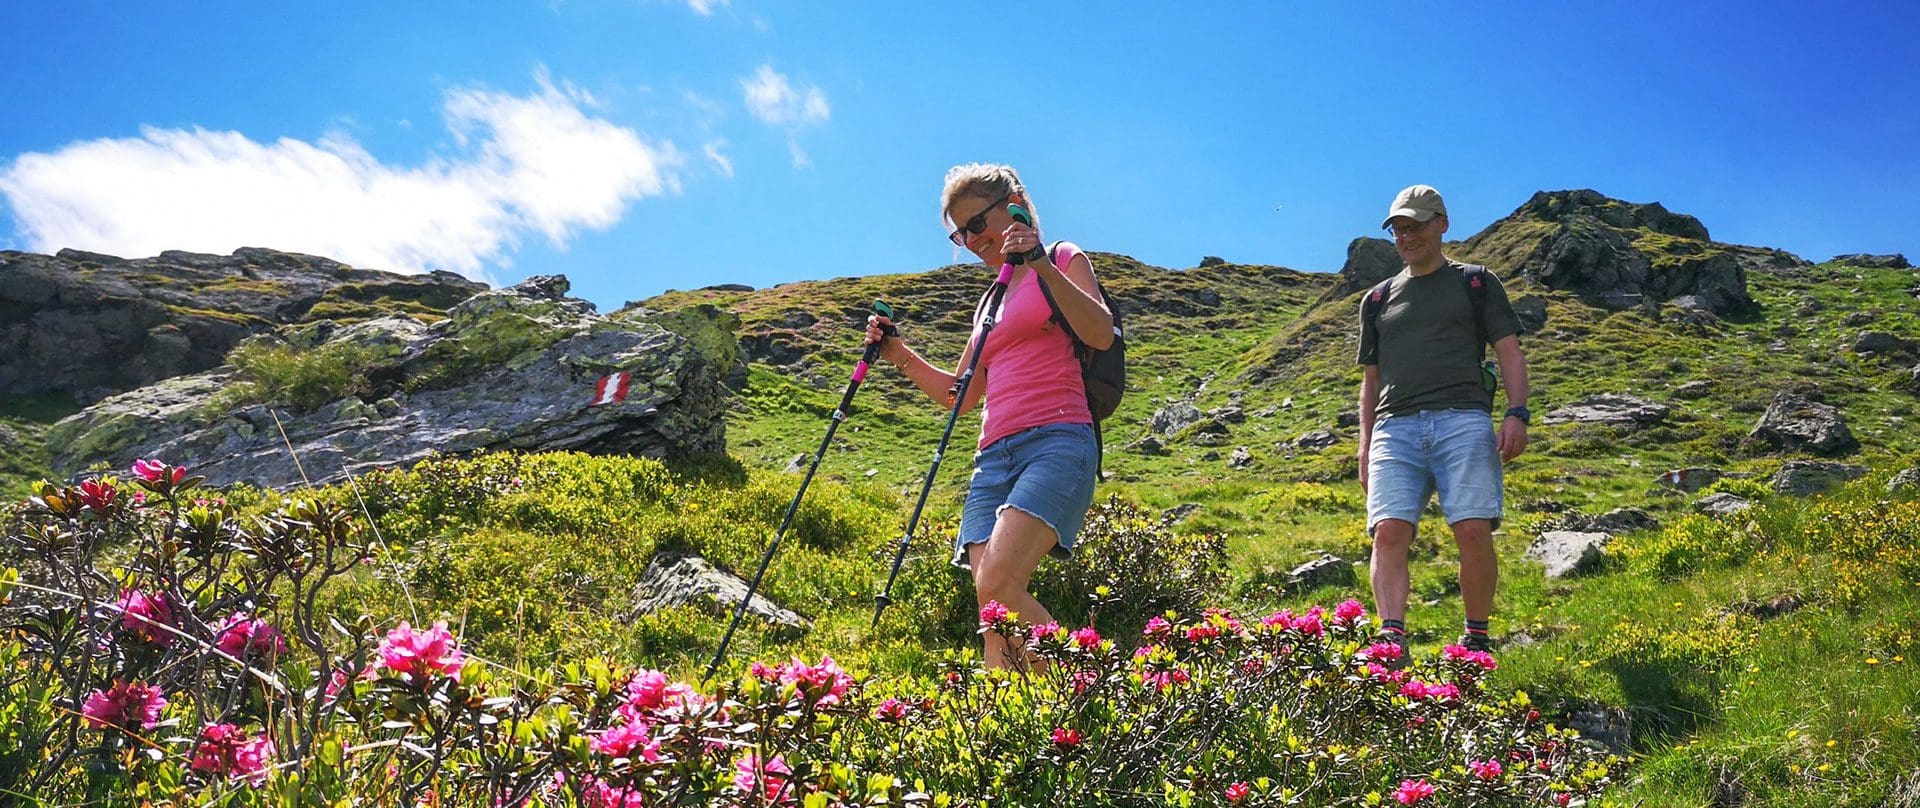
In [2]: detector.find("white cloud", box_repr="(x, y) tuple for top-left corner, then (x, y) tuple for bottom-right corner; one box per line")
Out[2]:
(686, 0), (728, 15)
(0, 71), (681, 280)
(703, 140), (734, 177)
(740, 65), (830, 127)
(786, 139), (810, 169)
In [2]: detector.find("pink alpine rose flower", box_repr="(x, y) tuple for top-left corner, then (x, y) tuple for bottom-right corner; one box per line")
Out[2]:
(591, 720), (660, 762)
(1364, 642), (1406, 664)
(82, 680), (167, 730)
(874, 697), (911, 723)
(778, 655), (853, 707)
(978, 600), (1011, 626)
(114, 589), (179, 647)
(190, 723), (274, 786)
(378, 621), (465, 681)
(213, 613), (288, 658)
(579, 776), (649, 808)
(76, 479), (118, 512)
(733, 753), (794, 805)
(1470, 758), (1503, 780)
(1333, 598), (1367, 625)
(1443, 643), (1499, 671)
(1290, 612), (1324, 637)
(1225, 781), (1252, 803)
(1143, 615), (1172, 638)
(132, 458), (187, 486)
(1050, 727), (1083, 747)
(1070, 627), (1102, 649)
(1393, 779), (1437, 805)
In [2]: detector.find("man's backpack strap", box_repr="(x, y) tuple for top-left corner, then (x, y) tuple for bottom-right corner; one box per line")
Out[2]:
(1461, 264), (1490, 346)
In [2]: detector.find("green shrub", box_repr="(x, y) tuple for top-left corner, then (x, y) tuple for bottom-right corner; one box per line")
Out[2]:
(1626, 513), (1763, 579)
(1701, 476), (1772, 501)
(1033, 495), (1229, 633)
(210, 338), (386, 412)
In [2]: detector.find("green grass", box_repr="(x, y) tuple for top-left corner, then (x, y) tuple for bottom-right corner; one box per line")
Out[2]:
(0, 393), (80, 497)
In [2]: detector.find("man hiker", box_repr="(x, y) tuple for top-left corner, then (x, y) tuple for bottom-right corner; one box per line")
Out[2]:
(1356, 184), (1530, 657)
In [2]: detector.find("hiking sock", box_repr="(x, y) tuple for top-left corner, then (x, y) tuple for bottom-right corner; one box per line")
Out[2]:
(1463, 618), (1490, 639)
(1380, 619), (1406, 636)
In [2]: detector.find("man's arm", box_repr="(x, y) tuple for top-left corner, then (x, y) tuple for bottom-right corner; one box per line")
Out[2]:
(1358, 364), (1381, 490)
(1493, 335), (1528, 461)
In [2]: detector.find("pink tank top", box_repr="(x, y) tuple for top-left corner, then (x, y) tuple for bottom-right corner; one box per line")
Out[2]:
(974, 241), (1094, 449)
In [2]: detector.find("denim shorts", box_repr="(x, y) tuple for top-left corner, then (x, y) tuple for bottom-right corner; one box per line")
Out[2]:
(1366, 408), (1503, 535)
(953, 422), (1100, 569)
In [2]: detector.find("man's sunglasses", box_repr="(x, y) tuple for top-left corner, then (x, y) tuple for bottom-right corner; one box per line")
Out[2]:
(947, 194), (1011, 247)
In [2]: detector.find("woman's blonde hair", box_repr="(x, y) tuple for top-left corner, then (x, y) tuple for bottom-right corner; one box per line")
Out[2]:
(940, 163), (1035, 227)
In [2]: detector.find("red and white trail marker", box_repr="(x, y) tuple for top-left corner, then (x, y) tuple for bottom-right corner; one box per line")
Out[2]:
(591, 371), (631, 406)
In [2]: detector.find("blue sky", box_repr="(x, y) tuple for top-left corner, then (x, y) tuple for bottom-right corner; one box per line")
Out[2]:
(3, 2), (1916, 311)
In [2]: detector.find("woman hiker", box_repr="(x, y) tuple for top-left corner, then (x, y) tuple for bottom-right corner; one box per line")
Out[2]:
(864, 163), (1113, 669)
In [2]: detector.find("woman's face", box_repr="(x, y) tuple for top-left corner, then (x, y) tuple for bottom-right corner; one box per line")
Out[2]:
(946, 193), (1011, 265)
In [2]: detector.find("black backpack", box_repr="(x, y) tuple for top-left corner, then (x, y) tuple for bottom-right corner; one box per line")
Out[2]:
(1362, 263), (1499, 393)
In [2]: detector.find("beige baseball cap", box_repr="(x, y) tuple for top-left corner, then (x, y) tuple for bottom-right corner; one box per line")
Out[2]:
(1382, 184), (1447, 229)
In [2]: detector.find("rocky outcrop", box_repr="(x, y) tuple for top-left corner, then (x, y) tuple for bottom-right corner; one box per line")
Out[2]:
(1830, 253), (1910, 269)
(1329, 237), (1402, 298)
(1748, 392), (1857, 456)
(0, 248), (487, 405)
(1694, 492), (1755, 516)
(48, 275), (730, 489)
(629, 551), (807, 637)
(1541, 394), (1670, 428)
(1770, 460), (1868, 496)
(1457, 190), (1800, 315)
(1527, 531), (1610, 578)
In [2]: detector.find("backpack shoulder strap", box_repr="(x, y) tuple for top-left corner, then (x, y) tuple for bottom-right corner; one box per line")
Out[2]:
(1362, 278), (1394, 329)
(1459, 264), (1489, 345)
(1034, 241), (1084, 348)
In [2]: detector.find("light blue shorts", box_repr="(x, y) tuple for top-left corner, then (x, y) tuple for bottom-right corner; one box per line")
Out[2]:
(953, 422), (1099, 569)
(1366, 408), (1503, 535)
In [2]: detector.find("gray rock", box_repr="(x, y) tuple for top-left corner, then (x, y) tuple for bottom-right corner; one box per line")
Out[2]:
(1770, 460), (1868, 496)
(629, 551), (807, 637)
(783, 453), (811, 473)
(1336, 410), (1360, 428)
(1294, 430), (1340, 450)
(1330, 237), (1402, 297)
(1545, 507), (1659, 534)
(1208, 406), (1246, 424)
(1855, 331), (1917, 356)
(1890, 468), (1920, 494)
(0, 247), (486, 405)
(1133, 434), (1166, 455)
(1843, 310), (1878, 327)
(1286, 554), (1355, 592)
(1148, 401), (1203, 435)
(1511, 294), (1549, 334)
(1162, 503), (1201, 524)
(1829, 253), (1910, 269)
(1910, 365), (1920, 395)
(1673, 380), (1713, 399)
(1526, 531), (1611, 578)
(1567, 704), (1633, 755)
(1749, 392), (1858, 456)
(1198, 256), (1227, 268)
(1656, 467), (1723, 493)
(1541, 394), (1671, 428)
(1694, 492), (1755, 516)
(1228, 446), (1253, 469)
(49, 275), (730, 489)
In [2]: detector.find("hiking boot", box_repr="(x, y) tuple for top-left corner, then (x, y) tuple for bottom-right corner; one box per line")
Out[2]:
(1457, 632), (1494, 654)
(1369, 631), (1411, 671)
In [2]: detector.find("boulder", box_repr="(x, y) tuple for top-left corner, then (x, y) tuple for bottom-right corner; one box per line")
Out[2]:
(1228, 446), (1253, 469)
(1294, 430), (1340, 450)
(1566, 704), (1633, 755)
(1330, 237), (1402, 298)
(1132, 434), (1166, 455)
(1545, 507), (1659, 534)
(1855, 331), (1917, 356)
(1198, 256), (1228, 268)
(1769, 460), (1868, 496)
(1148, 401), (1204, 435)
(0, 247), (486, 405)
(49, 275), (731, 489)
(1910, 365), (1920, 395)
(1162, 503), (1201, 524)
(1748, 392), (1858, 456)
(1656, 467), (1722, 493)
(1526, 531), (1611, 578)
(1694, 492), (1755, 516)
(1541, 394), (1671, 428)
(1673, 380), (1713, 399)
(1286, 554), (1356, 593)
(629, 551), (807, 637)
(1511, 294), (1549, 334)
(1829, 253), (1910, 269)
(1890, 468), (1920, 495)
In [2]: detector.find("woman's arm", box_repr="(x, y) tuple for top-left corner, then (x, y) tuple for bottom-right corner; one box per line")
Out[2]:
(1034, 246), (1115, 350)
(869, 316), (985, 415)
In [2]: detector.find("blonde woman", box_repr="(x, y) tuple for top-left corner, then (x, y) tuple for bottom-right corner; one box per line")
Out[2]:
(866, 164), (1113, 668)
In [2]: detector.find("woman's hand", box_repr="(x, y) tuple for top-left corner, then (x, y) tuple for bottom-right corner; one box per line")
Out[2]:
(1001, 219), (1043, 263)
(866, 314), (904, 363)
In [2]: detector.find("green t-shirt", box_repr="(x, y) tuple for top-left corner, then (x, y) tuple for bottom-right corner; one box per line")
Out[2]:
(1356, 261), (1521, 417)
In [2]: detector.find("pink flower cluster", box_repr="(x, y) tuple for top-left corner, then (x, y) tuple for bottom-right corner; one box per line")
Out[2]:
(213, 613), (288, 658)
(76, 479), (117, 512)
(733, 753), (794, 805)
(1259, 606), (1325, 637)
(1442, 643), (1499, 671)
(1399, 680), (1461, 703)
(189, 723), (274, 786)
(81, 680), (167, 730)
(1332, 598), (1367, 625)
(978, 600), (1011, 626)
(591, 720), (660, 762)
(1224, 781), (1251, 803)
(114, 589), (178, 647)
(1469, 758), (1504, 780)
(1049, 727), (1083, 747)
(132, 458), (188, 487)
(618, 668), (709, 724)
(377, 621), (465, 681)
(1393, 778), (1437, 804)
(750, 655), (853, 708)
(578, 776), (649, 808)
(873, 697), (913, 723)
(1363, 642), (1406, 665)
(1070, 627), (1102, 650)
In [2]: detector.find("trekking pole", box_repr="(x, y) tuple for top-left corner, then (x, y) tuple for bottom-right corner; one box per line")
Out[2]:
(870, 204), (1035, 630)
(703, 300), (897, 682)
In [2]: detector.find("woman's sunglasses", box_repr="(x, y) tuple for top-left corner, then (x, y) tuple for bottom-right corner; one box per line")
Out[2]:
(947, 193), (1010, 247)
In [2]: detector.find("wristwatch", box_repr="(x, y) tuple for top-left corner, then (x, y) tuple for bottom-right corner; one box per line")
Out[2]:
(1504, 406), (1531, 425)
